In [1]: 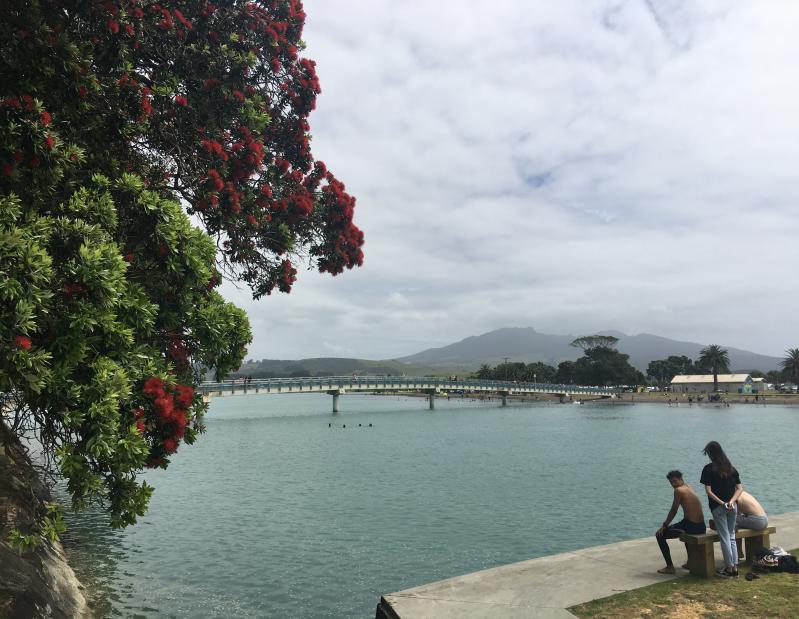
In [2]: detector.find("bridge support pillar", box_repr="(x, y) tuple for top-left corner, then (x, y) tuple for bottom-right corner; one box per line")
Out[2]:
(499, 391), (510, 407)
(423, 389), (437, 410)
(327, 389), (343, 413)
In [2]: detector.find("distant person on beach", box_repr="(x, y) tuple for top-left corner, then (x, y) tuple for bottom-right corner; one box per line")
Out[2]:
(655, 470), (706, 574)
(700, 441), (742, 578)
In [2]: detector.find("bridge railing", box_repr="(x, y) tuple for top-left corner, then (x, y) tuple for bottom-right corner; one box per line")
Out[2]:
(196, 376), (615, 395)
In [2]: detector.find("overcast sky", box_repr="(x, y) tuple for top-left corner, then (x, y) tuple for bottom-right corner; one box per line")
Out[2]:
(222, 0), (799, 361)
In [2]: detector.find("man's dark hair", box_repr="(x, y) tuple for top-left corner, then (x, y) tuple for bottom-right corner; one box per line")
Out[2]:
(666, 470), (683, 481)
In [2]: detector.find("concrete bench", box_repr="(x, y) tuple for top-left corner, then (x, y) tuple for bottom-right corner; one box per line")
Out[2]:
(680, 526), (776, 578)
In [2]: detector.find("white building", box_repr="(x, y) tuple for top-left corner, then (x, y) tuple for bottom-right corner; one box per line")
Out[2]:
(670, 374), (755, 394)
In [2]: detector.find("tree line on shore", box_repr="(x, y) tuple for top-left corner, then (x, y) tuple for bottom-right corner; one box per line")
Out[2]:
(472, 337), (799, 390)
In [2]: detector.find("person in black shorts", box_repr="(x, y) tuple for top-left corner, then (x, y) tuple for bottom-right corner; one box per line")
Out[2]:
(655, 470), (706, 574)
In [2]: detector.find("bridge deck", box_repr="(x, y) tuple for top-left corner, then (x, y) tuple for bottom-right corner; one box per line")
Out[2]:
(197, 376), (615, 398)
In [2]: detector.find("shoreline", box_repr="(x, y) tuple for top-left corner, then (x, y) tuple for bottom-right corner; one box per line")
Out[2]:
(354, 390), (799, 406)
(377, 511), (799, 618)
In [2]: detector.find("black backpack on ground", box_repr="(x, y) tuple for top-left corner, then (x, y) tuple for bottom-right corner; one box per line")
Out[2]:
(777, 555), (799, 573)
(752, 548), (799, 573)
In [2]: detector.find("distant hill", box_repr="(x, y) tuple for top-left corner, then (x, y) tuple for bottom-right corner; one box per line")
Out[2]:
(233, 328), (781, 378)
(397, 327), (781, 372)
(233, 357), (446, 379)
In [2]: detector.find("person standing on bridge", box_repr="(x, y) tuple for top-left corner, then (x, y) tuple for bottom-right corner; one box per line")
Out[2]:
(655, 470), (705, 574)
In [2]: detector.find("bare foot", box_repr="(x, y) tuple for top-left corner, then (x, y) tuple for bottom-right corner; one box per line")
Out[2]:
(658, 566), (676, 574)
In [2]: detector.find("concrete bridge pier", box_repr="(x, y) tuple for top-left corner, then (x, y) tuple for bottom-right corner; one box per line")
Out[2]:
(327, 389), (343, 413)
(499, 391), (510, 407)
(424, 389), (437, 409)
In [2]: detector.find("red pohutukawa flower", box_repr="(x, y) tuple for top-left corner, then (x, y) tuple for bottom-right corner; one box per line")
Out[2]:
(143, 377), (165, 398)
(13, 335), (32, 350)
(140, 378), (197, 458)
(174, 385), (194, 408)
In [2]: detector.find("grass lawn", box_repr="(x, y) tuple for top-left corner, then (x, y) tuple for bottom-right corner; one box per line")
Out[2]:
(570, 549), (799, 618)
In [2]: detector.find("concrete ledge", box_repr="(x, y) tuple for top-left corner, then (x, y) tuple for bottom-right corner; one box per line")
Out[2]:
(377, 512), (799, 618)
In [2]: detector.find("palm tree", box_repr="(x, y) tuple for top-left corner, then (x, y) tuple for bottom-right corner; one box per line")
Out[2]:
(780, 348), (799, 386)
(698, 345), (730, 392)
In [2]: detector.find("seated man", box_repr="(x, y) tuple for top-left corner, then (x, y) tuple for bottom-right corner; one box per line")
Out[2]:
(737, 490), (768, 530)
(708, 490), (768, 531)
(656, 470), (706, 574)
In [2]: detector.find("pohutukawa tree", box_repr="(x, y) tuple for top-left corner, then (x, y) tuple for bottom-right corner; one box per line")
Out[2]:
(0, 0), (363, 543)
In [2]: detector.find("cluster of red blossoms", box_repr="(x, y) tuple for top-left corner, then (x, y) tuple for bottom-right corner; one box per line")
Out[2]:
(5, 0), (363, 300)
(13, 335), (32, 350)
(141, 377), (195, 465)
(1, 95), (58, 176)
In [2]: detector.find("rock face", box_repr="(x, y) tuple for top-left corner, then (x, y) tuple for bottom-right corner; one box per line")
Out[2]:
(0, 427), (88, 618)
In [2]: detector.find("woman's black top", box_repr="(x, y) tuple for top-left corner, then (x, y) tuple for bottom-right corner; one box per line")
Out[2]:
(700, 463), (741, 512)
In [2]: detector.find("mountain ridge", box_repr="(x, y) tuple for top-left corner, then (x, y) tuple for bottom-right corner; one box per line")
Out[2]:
(237, 328), (782, 377)
(397, 327), (781, 372)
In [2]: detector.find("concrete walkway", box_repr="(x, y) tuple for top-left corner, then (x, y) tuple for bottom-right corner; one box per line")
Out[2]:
(377, 512), (799, 618)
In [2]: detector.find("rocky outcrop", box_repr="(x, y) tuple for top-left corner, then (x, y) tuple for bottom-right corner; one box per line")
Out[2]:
(0, 427), (88, 618)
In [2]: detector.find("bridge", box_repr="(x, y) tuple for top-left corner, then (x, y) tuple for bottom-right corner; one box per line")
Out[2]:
(197, 376), (616, 412)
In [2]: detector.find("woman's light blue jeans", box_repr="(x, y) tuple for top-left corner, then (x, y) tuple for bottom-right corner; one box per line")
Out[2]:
(713, 504), (738, 568)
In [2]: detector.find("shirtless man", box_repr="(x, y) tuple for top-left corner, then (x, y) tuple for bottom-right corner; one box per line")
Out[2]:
(737, 491), (768, 530)
(656, 470), (706, 574)
(709, 490), (768, 531)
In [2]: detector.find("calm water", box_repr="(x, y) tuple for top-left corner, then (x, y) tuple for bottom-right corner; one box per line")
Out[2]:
(60, 396), (799, 618)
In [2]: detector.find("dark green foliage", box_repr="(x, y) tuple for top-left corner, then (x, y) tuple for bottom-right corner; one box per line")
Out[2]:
(696, 345), (730, 392)
(572, 347), (644, 387)
(779, 348), (799, 385)
(570, 335), (619, 351)
(471, 361), (557, 383)
(646, 355), (696, 387)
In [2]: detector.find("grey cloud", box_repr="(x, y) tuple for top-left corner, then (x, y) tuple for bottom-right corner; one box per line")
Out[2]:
(228, 1), (799, 362)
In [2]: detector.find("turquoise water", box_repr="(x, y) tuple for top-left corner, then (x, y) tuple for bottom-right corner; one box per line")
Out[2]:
(60, 396), (799, 618)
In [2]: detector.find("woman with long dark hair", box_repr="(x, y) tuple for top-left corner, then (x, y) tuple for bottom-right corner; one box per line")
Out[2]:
(700, 441), (742, 577)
